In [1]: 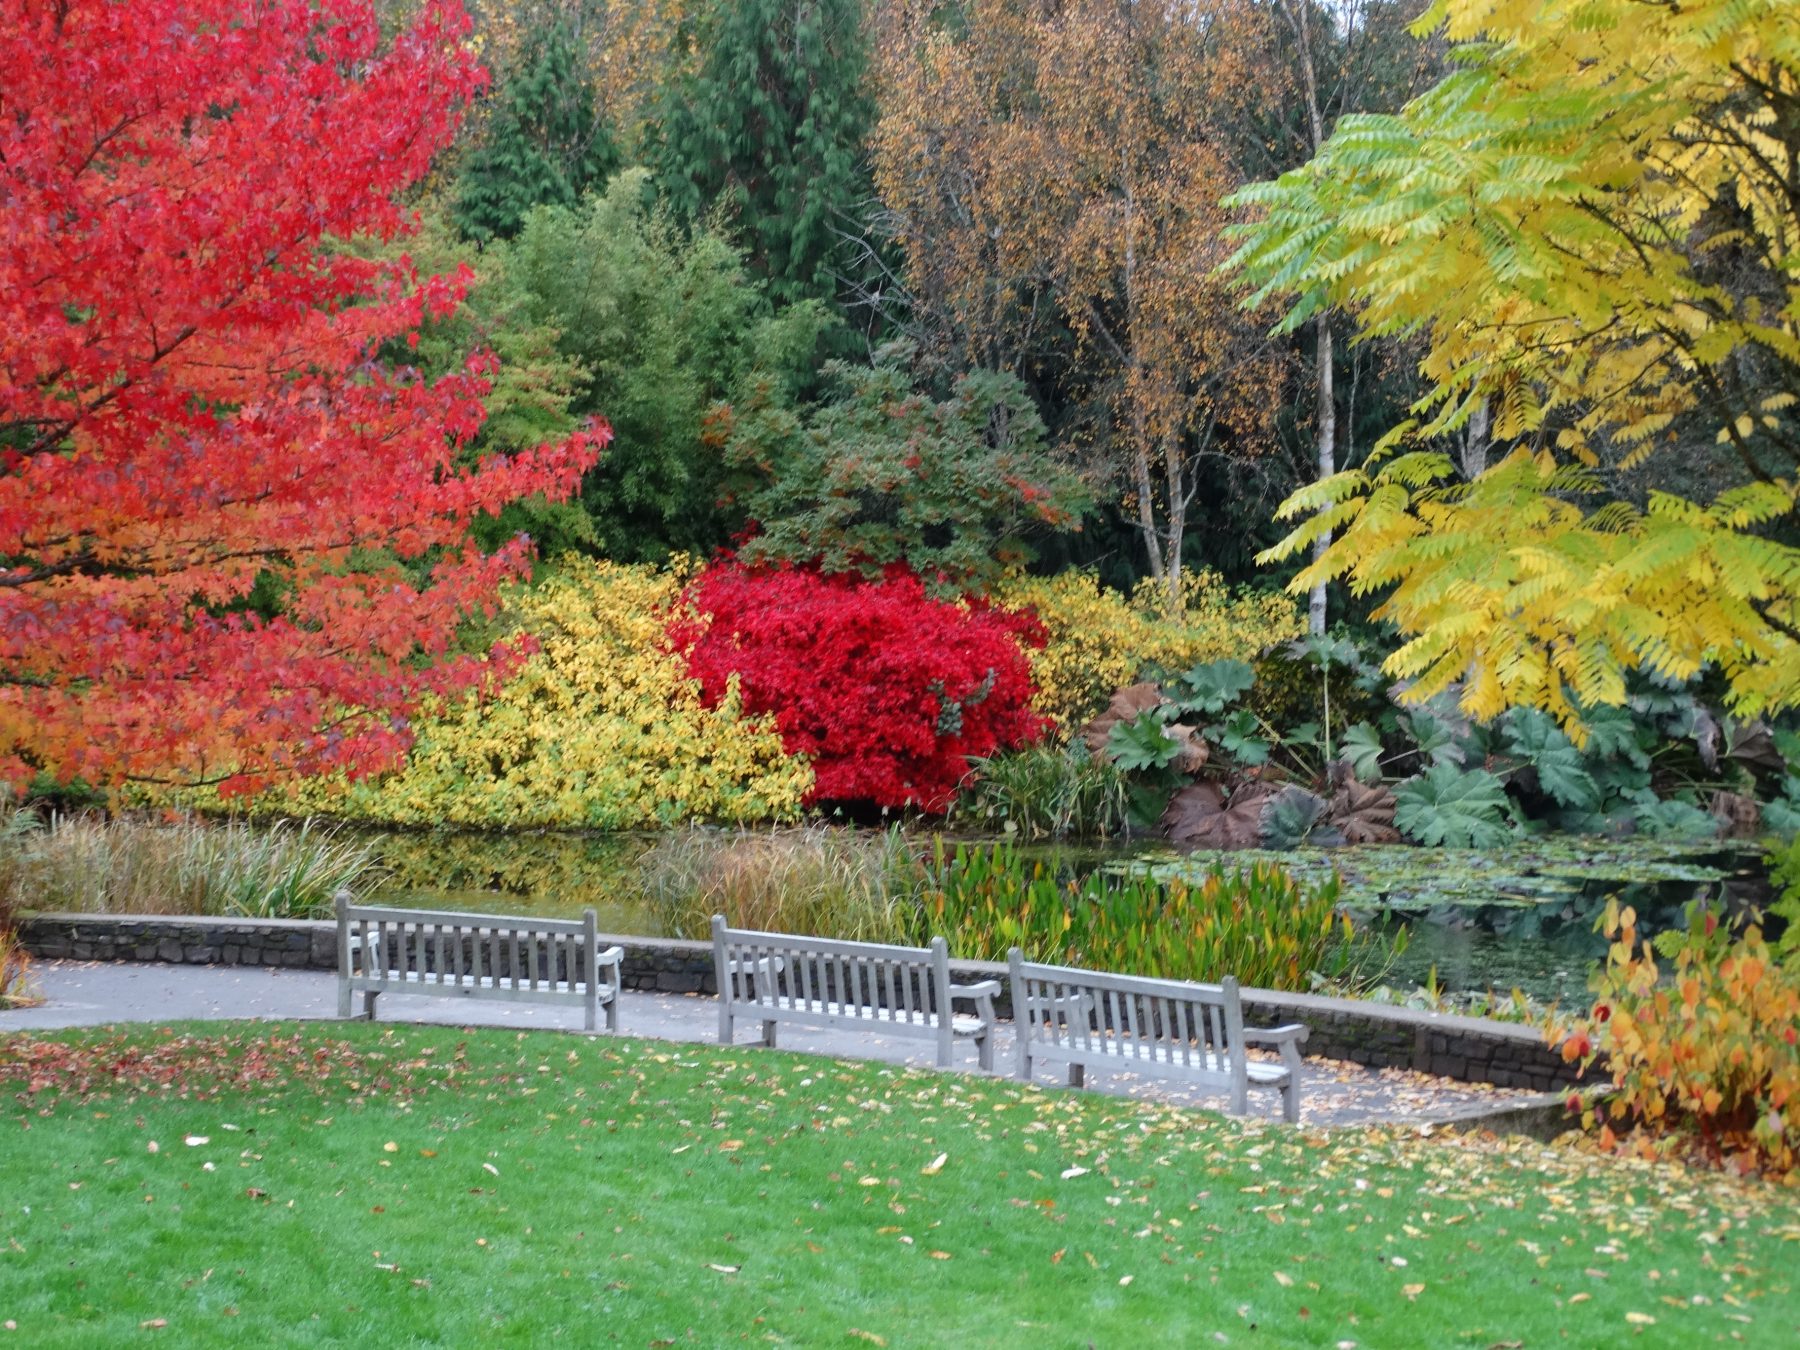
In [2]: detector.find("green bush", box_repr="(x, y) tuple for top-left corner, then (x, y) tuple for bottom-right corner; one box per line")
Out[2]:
(908, 840), (1382, 992)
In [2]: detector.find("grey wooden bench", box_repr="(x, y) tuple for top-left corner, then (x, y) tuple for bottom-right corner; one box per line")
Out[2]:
(1008, 950), (1309, 1122)
(336, 895), (624, 1032)
(711, 917), (1000, 1069)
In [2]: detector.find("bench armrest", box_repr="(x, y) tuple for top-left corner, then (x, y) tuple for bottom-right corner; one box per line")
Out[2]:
(1242, 1023), (1309, 1047)
(948, 979), (1000, 1030)
(595, 944), (625, 977)
(948, 980), (1001, 1000)
(1243, 1022), (1309, 1074)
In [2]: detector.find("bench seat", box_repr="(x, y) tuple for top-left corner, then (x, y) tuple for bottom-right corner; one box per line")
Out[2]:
(713, 917), (999, 1069)
(337, 895), (624, 1033)
(1008, 950), (1308, 1122)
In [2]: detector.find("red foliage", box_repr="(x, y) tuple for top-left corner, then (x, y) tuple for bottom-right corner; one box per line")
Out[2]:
(674, 562), (1048, 812)
(0, 0), (604, 794)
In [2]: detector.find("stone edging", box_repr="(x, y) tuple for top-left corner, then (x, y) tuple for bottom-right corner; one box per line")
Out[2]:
(16, 911), (1587, 1092)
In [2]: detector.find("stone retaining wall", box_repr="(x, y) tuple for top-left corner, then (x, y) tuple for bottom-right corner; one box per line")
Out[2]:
(17, 911), (1585, 1091)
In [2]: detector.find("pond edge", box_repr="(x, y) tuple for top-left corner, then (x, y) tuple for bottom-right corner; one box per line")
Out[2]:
(15, 910), (1589, 1092)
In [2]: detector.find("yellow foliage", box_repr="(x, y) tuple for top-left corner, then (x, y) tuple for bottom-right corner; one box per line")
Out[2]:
(253, 560), (812, 829)
(1233, 0), (1800, 727)
(996, 569), (1303, 732)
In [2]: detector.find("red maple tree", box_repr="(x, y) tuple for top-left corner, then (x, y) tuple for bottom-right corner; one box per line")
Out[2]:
(0, 0), (604, 794)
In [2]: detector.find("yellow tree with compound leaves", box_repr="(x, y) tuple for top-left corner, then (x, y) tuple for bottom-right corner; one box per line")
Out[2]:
(1226, 0), (1799, 731)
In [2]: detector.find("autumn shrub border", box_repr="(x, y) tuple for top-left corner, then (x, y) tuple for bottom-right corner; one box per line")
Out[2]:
(1558, 899), (1800, 1178)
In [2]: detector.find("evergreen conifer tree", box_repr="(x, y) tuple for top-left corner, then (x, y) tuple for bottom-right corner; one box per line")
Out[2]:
(656, 0), (876, 310)
(453, 20), (619, 244)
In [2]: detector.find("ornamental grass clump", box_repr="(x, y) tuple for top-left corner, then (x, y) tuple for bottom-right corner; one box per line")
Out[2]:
(911, 839), (1360, 992)
(641, 824), (920, 941)
(1558, 899), (1800, 1177)
(0, 813), (380, 919)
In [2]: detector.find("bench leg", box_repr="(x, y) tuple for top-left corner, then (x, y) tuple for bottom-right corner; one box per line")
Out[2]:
(605, 992), (620, 1035)
(936, 1038), (952, 1069)
(1068, 1063), (1085, 1089)
(362, 990), (379, 1022)
(761, 1019), (778, 1049)
(718, 1003), (734, 1045)
(337, 980), (352, 1020)
(1282, 1081), (1300, 1125)
(584, 997), (597, 1034)
(976, 1030), (994, 1074)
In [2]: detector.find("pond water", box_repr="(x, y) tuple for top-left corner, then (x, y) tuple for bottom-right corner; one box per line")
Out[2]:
(352, 826), (1774, 1006)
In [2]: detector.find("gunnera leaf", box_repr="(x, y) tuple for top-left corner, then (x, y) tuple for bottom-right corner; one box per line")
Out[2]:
(1392, 763), (1513, 848)
(1326, 777), (1400, 844)
(1176, 658), (1256, 715)
(1502, 708), (1601, 811)
(1163, 781), (1270, 850)
(1337, 722), (1385, 782)
(1260, 785), (1341, 849)
(1081, 681), (1168, 760)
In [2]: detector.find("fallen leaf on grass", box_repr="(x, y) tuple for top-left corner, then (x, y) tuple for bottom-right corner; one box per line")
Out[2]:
(708, 1263), (740, 1275)
(382, 1142), (397, 1153)
(1273, 1271), (1294, 1287)
(1051, 1249), (1065, 1266)
(183, 1136), (207, 1147)
(1401, 1283), (1424, 1301)
(847, 1332), (887, 1347)
(139, 1320), (166, 1330)
(1625, 1312), (1656, 1326)
(482, 1163), (499, 1177)
(927, 1251), (952, 1260)
(1567, 1293), (1591, 1305)
(1118, 1275), (1133, 1287)
(1060, 1166), (1089, 1180)
(921, 1153), (947, 1176)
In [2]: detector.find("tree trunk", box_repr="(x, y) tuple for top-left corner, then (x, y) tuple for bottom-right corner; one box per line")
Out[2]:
(1309, 318), (1334, 636)
(1280, 0), (1334, 638)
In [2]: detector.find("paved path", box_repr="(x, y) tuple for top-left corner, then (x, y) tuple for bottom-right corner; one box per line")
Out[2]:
(4, 961), (1550, 1129)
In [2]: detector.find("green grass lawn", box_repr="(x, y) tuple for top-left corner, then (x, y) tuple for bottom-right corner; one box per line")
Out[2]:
(2, 1023), (1795, 1347)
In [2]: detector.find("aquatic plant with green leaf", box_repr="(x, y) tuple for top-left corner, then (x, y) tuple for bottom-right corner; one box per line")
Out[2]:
(909, 838), (1395, 992)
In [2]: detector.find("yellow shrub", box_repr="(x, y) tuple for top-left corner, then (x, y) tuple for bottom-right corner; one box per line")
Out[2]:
(253, 560), (813, 828)
(996, 570), (1304, 733)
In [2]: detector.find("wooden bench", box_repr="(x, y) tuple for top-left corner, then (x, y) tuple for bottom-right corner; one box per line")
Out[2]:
(1007, 950), (1308, 1122)
(711, 917), (1000, 1069)
(337, 896), (624, 1033)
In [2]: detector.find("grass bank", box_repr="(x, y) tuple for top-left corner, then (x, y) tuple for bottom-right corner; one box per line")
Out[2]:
(1, 1023), (1795, 1346)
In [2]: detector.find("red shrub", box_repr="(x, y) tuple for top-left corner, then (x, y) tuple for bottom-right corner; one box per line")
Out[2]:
(673, 562), (1048, 811)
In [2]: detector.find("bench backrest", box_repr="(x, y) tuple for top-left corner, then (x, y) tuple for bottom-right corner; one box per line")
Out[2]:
(1008, 950), (1248, 1085)
(338, 896), (600, 990)
(712, 917), (951, 1025)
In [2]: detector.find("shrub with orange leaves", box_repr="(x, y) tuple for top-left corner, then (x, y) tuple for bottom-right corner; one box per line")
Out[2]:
(1558, 898), (1800, 1177)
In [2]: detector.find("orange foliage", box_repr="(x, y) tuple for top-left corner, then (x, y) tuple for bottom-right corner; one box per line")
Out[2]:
(1558, 900), (1800, 1178)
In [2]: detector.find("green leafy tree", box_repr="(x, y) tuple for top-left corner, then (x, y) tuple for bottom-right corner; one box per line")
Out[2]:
(452, 19), (620, 244)
(720, 345), (1092, 593)
(1226, 0), (1800, 728)
(656, 0), (877, 310)
(501, 171), (828, 561)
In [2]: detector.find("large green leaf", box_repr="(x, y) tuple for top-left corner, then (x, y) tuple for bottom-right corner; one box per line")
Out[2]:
(1177, 659), (1256, 715)
(1104, 711), (1185, 773)
(1208, 709), (1270, 766)
(1338, 721), (1386, 781)
(1393, 763), (1514, 848)
(1503, 708), (1601, 810)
